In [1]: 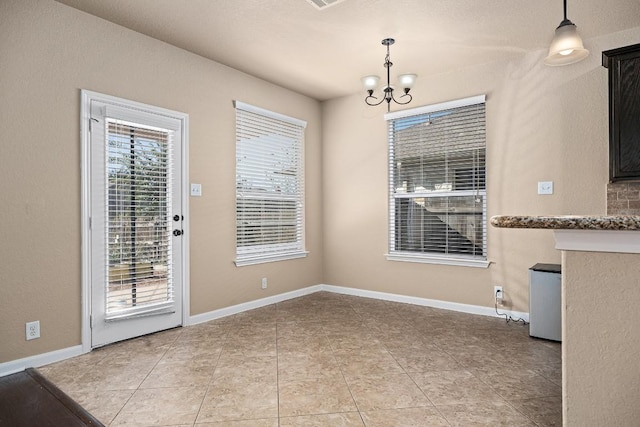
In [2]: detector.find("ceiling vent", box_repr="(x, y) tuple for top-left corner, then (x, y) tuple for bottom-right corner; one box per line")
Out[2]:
(305, 0), (347, 10)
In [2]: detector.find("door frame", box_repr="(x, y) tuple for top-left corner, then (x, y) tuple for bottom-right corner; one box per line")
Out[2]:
(80, 89), (190, 353)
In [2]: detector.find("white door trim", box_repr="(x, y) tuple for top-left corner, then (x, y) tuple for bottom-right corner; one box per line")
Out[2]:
(80, 89), (190, 353)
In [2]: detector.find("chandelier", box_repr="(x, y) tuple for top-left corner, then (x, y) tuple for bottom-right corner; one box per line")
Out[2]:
(361, 38), (417, 112)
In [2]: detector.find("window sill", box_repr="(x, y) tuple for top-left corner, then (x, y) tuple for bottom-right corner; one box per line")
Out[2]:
(235, 251), (308, 267)
(385, 252), (489, 268)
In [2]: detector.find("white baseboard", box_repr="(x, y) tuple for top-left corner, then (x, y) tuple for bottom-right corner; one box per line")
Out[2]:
(0, 345), (84, 377)
(188, 283), (529, 325)
(2, 283), (528, 378)
(187, 284), (323, 326)
(321, 284), (530, 322)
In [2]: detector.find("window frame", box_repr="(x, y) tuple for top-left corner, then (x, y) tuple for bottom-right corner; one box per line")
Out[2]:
(234, 101), (308, 267)
(384, 95), (489, 268)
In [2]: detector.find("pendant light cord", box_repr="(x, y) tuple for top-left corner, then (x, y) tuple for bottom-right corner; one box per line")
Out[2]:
(559, 0), (572, 27)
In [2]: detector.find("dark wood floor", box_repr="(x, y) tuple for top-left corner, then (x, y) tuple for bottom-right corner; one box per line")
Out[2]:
(0, 368), (103, 427)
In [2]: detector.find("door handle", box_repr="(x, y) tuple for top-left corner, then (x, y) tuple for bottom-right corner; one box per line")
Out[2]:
(173, 229), (183, 236)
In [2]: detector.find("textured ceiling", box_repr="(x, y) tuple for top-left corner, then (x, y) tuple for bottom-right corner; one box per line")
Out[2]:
(56, 0), (640, 101)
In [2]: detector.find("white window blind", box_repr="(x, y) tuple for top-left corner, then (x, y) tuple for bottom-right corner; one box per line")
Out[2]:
(385, 95), (488, 267)
(105, 119), (174, 318)
(234, 101), (307, 266)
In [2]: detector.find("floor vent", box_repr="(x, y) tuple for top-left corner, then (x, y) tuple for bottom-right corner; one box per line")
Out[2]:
(305, 0), (347, 10)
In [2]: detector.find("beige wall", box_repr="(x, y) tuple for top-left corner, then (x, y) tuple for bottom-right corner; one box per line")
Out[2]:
(562, 250), (640, 426)
(0, 0), (323, 363)
(2, 0), (640, 368)
(322, 27), (640, 313)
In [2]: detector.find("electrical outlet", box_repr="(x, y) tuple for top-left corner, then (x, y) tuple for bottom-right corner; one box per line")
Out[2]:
(26, 321), (40, 340)
(190, 183), (202, 197)
(261, 277), (268, 289)
(494, 286), (503, 303)
(537, 181), (553, 195)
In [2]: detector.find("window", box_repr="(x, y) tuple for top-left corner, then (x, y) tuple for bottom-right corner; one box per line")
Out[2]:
(234, 101), (307, 266)
(385, 95), (488, 268)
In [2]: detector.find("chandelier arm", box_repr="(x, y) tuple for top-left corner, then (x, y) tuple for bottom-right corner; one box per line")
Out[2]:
(390, 92), (413, 106)
(364, 94), (387, 107)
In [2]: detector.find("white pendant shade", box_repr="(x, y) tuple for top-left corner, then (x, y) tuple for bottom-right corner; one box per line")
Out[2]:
(361, 75), (380, 91)
(544, 22), (589, 66)
(398, 73), (417, 89)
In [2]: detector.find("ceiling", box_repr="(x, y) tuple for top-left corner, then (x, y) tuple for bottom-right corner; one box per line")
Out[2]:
(56, 0), (640, 101)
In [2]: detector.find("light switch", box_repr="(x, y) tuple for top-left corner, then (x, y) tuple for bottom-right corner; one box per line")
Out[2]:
(537, 181), (553, 195)
(190, 183), (202, 197)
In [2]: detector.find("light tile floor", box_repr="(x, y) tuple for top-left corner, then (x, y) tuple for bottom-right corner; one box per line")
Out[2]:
(39, 292), (562, 426)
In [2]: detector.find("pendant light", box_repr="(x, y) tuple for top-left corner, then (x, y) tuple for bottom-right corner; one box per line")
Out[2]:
(544, 0), (589, 66)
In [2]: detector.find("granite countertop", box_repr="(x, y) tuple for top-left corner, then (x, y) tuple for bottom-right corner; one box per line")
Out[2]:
(490, 215), (640, 230)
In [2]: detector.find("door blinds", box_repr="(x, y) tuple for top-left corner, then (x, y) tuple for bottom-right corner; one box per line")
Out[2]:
(386, 96), (487, 261)
(105, 119), (174, 318)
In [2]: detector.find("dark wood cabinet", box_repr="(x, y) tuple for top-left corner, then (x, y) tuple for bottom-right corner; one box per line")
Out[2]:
(603, 43), (640, 182)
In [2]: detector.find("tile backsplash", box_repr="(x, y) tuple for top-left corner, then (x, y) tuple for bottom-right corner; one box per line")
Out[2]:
(607, 182), (640, 214)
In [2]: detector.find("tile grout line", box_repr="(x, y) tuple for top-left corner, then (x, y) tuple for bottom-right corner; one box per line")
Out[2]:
(368, 311), (454, 426)
(334, 302), (367, 425)
(108, 328), (182, 426)
(275, 302), (281, 427)
(191, 322), (231, 426)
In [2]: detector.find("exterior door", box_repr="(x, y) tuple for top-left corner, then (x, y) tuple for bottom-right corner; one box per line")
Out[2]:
(87, 94), (185, 348)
